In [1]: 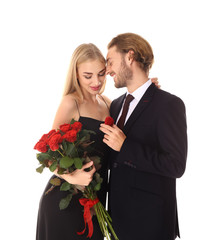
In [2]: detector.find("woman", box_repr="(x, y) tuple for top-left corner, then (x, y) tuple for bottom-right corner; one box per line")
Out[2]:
(36, 43), (159, 240)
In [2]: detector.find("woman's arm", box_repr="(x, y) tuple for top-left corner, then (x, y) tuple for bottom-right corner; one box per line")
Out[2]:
(51, 94), (96, 185)
(52, 94), (78, 129)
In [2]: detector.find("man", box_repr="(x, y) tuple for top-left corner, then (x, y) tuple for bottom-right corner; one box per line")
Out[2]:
(100, 33), (187, 240)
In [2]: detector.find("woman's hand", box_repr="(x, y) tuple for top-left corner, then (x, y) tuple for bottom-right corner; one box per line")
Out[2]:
(58, 161), (96, 186)
(151, 77), (161, 88)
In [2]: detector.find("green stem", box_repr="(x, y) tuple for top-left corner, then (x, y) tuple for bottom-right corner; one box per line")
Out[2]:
(94, 204), (105, 237)
(98, 203), (110, 239)
(57, 149), (65, 157)
(99, 202), (119, 240)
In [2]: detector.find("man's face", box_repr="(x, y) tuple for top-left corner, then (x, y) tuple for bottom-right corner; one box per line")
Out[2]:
(106, 46), (133, 88)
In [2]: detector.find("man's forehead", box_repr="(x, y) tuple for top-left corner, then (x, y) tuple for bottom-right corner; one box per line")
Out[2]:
(106, 47), (119, 61)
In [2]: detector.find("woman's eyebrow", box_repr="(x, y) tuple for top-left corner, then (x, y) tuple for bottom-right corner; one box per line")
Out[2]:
(83, 72), (93, 74)
(83, 68), (106, 75)
(99, 68), (106, 73)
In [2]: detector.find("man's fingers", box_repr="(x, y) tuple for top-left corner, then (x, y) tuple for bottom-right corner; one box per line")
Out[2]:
(100, 123), (114, 132)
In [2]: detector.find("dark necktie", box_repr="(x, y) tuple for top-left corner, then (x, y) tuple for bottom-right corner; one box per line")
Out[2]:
(117, 94), (134, 129)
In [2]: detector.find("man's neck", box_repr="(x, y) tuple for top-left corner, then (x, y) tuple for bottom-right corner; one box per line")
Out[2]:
(126, 71), (149, 93)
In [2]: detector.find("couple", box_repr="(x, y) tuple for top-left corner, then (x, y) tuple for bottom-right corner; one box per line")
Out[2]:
(36, 33), (187, 240)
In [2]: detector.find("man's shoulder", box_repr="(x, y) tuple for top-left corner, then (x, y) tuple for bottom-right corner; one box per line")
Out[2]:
(152, 88), (186, 115)
(111, 93), (126, 105)
(155, 88), (185, 105)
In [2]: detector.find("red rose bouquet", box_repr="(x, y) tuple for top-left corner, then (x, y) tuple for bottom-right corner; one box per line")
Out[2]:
(34, 118), (118, 240)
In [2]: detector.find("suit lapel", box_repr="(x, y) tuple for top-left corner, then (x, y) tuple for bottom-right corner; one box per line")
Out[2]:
(111, 94), (126, 123)
(123, 83), (157, 133)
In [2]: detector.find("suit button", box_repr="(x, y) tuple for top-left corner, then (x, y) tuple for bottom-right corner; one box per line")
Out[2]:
(113, 162), (118, 168)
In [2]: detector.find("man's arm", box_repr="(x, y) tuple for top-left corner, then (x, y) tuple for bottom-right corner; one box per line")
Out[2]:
(100, 96), (187, 179)
(118, 96), (187, 178)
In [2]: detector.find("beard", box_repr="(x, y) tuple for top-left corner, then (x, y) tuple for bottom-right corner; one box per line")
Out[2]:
(115, 57), (133, 88)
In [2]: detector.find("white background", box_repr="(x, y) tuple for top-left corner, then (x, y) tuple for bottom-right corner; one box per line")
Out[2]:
(0, 0), (223, 239)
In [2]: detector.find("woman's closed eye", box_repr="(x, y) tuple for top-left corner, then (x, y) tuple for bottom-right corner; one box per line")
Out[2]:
(83, 75), (92, 79)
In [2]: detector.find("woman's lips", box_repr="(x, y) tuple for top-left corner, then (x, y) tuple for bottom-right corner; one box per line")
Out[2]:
(90, 86), (100, 91)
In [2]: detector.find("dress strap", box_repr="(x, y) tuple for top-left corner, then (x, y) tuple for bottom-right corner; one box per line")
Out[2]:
(100, 95), (110, 110)
(74, 99), (81, 119)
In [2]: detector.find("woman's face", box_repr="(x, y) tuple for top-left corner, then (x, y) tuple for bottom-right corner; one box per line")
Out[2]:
(77, 59), (106, 96)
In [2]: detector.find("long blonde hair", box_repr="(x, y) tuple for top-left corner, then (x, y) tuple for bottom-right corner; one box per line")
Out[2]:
(63, 43), (106, 101)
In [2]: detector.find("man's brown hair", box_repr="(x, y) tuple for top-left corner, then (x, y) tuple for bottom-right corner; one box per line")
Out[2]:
(108, 33), (154, 74)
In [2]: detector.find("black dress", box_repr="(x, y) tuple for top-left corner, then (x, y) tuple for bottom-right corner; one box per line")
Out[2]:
(36, 117), (109, 240)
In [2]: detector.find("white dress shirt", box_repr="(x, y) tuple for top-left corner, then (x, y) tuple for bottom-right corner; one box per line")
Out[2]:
(116, 79), (152, 125)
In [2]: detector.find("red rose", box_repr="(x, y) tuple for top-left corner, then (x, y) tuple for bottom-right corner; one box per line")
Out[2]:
(48, 133), (63, 151)
(60, 123), (71, 133)
(47, 129), (57, 137)
(62, 129), (77, 142)
(34, 141), (48, 153)
(39, 129), (56, 143)
(71, 122), (82, 131)
(104, 116), (114, 126)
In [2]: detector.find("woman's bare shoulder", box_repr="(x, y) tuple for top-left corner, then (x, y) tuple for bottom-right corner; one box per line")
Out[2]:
(59, 93), (78, 109)
(52, 93), (79, 129)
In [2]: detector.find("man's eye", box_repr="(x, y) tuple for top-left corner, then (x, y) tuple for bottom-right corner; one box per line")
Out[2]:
(107, 62), (112, 67)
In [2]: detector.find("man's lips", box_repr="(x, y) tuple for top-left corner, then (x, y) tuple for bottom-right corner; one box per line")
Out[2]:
(109, 72), (116, 81)
(110, 72), (116, 77)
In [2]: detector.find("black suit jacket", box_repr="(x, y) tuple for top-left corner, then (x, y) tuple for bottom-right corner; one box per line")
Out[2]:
(108, 83), (187, 240)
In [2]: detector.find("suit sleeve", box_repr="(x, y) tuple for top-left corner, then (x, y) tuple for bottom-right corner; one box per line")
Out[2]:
(116, 96), (187, 179)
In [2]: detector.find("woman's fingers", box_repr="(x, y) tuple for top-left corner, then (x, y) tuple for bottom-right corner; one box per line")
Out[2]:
(89, 164), (96, 175)
(81, 161), (94, 170)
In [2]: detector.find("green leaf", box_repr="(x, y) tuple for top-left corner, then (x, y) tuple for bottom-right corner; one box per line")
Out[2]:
(36, 153), (51, 163)
(94, 183), (101, 191)
(73, 158), (83, 169)
(36, 165), (45, 173)
(62, 141), (67, 152)
(60, 156), (74, 169)
(66, 143), (75, 156)
(82, 129), (96, 135)
(70, 118), (76, 124)
(94, 172), (103, 183)
(50, 178), (61, 186)
(60, 182), (72, 191)
(57, 167), (66, 174)
(59, 193), (73, 210)
(91, 156), (101, 165)
(49, 161), (57, 172)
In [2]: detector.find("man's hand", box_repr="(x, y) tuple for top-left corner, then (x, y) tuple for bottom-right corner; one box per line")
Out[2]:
(100, 123), (126, 151)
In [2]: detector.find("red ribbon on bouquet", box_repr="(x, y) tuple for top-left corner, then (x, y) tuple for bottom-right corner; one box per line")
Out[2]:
(77, 198), (99, 238)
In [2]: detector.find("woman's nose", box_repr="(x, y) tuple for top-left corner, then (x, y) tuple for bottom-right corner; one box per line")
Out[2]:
(92, 76), (100, 85)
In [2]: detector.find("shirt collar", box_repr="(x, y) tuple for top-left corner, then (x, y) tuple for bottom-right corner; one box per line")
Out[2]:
(127, 79), (152, 102)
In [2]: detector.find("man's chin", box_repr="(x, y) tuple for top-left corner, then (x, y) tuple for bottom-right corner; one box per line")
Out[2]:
(114, 80), (126, 89)
(115, 83), (125, 89)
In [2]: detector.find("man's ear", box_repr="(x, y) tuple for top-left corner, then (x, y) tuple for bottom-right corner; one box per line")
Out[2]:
(127, 50), (135, 64)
